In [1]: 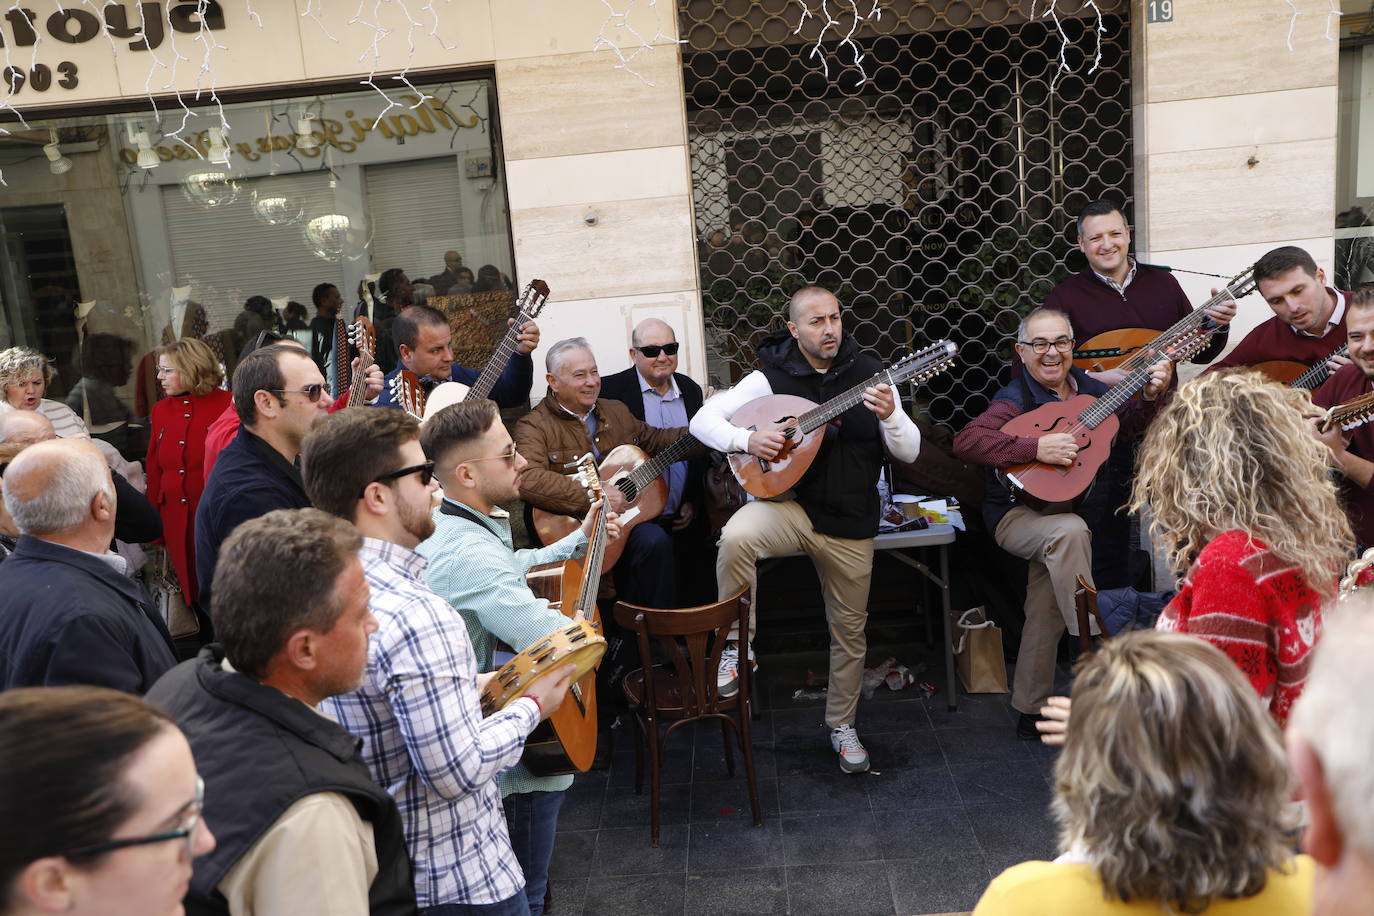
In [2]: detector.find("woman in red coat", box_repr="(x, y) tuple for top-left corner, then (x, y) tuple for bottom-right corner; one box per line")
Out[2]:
(147, 338), (230, 606)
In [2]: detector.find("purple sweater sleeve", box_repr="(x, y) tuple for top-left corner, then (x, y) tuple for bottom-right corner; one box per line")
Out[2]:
(953, 400), (1041, 467)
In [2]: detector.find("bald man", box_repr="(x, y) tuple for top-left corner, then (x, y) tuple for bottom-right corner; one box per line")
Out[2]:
(0, 409), (54, 444)
(428, 250), (471, 296)
(0, 439), (175, 692)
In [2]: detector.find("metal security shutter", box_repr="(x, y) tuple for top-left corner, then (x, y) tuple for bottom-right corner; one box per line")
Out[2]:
(162, 172), (340, 329)
(365, 157), (464, 282)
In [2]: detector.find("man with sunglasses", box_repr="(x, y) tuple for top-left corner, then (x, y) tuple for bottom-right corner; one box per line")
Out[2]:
(953, 308), (1171, 740)
(416, 399), (619, 916)
(195, 345), (333, 617)
(149, 508), (418, 916)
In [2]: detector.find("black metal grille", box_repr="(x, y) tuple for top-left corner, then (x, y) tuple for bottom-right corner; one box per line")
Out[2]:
(682, 1), (1133, 428)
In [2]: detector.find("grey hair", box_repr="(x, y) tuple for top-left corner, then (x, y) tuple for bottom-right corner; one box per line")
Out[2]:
(1017, 307), (1072, 342)
(1290, 596), (1374, 857)
(4, 442), (114, 535)
(0, 346), (54, 391)
(0, 410), (54, 443)
(545, 337), (592, 375)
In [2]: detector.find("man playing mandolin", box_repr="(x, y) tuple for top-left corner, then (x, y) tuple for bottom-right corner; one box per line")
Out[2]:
(690, 286), (922, 774)
(1312, 287), (1374, 550)
(953, 309), (1171, 741)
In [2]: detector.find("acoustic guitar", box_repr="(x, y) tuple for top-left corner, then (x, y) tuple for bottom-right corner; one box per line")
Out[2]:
(1252, 344), (1349, 390)
(390, 279), (550, 421)
(1000, 327), (1213, 507)
(726, 340), (958, 499)
(530, 432), (700, 572)
(1318, 389), (1374, 434)
(1071, 267), (1257, 373)
(521, 454), (612, 776)
(344, 317), (376, 407)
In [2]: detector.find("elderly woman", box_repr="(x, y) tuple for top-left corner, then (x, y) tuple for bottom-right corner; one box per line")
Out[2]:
(147, 338), (230, 606)
(1129, 369), (1352, 725)
(0, 345), (90, 439)
(976, 630), (1312, 914)
(0, 686), (214, 916)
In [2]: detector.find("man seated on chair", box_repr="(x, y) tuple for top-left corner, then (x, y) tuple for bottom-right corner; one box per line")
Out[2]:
(953, 308), (1170, 740)
(417, 399), (618, 916)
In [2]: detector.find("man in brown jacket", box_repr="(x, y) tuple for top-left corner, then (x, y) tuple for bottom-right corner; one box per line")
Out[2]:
(514, 336), (688, 609)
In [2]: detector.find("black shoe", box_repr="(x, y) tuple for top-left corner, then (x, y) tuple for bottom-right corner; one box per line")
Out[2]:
(1016, 713), (1044, 741)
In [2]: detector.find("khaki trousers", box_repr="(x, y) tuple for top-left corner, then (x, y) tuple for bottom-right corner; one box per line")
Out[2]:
(716, 499), (875, 729)
(995, 506), (1096, 715)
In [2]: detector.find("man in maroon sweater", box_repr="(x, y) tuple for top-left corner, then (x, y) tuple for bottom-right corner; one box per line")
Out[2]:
(1045, 199), (1235, 387)
(1210, 245), (1352, 376)
(1313, 288), (1374, 548)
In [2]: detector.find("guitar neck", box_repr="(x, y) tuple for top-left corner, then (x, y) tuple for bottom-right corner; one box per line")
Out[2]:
(1292, 345), (1348, 390)
(1324, 390), (1374, 432)
(332, 319), (351, 399)
(1119, 267), (1255, 372)
(574, 508), (609, 617)
(346, 345), (373, 407)
(1079, 327), (1211, 428)
(465, 307), (531, 403)
(794, 341), (955, 432)
(626, 433), (698, 492)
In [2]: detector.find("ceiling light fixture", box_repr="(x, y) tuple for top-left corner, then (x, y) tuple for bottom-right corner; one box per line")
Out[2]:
(43, 128), (72, 175)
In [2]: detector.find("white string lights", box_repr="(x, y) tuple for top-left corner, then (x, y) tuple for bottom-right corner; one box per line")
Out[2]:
(592, 0), (682, 86)
(792, 0), (882, 85)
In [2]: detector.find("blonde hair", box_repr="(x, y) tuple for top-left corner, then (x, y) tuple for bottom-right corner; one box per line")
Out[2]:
(1054, 630), (1298, 912)
(158, 338), (222, 396)
(0, 346), (54, 392)
(1130, 369), (1352, 599)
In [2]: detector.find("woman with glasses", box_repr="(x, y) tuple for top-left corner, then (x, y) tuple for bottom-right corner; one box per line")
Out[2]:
(147, 338), (231, 611)
(0, 685), (214, 915)
(973, 630), (1312, 914)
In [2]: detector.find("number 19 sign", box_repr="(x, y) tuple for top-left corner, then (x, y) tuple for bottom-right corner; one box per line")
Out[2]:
(1148, 0), (1173, 22)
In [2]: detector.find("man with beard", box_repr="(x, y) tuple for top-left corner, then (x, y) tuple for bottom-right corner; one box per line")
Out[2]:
(196, 344), (332, 615)
(302, 408), (575, 914)
(690, 286), (921, 773)
(1312, 287), (1374, 550)
(953, 309), (1171, 740)
(417, 400), (618, 916)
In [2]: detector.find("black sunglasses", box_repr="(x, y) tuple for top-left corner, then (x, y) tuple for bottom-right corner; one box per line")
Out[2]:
(361, 461), (435, 497)
(635, 343), (679, 358)
(271, 384), (329, 402)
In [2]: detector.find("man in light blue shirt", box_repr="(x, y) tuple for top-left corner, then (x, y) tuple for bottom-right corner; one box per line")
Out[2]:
(417, 399), (618, 916)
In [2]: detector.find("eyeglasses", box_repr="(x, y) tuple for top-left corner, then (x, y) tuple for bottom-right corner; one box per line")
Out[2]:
(457, 443), (519, 465)
(361, 461), (436, 497)
(1018, 336), (1074, 355)
(154, 365), (178, 376)
(634, 343), (679, 358)
(271, 384), (329, 402)
(65, 777), (204, 861)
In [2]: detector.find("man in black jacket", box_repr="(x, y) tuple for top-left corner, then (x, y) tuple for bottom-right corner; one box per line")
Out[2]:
(195, 345), (330, 613)
(0, 438), (175, 692)
(600, 318), (711, 602)
(690, 286), (922, 773)
(149, 508), (417, 916)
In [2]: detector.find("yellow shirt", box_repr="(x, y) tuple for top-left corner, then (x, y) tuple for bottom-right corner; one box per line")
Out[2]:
(973, 857), (1314, 915)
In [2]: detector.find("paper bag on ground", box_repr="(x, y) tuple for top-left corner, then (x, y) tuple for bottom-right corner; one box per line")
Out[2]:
(950, 606), (1008, 694)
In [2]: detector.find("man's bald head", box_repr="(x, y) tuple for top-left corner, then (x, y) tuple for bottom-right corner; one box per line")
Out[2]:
(3, 439), (114, 536)
(788, 286), (839, 324)
(0, 410), (55, 445)
(631, 318), (676, 349)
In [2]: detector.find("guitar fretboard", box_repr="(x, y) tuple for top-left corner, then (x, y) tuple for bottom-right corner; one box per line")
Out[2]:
(1292, 345), (1349, 390)
(1078, 327), (1211, 428)
(794, 340), (957, 433)
(1118, 267), (1256, 373)
(624, 432), (700, 495)
(466, 305), (536, 403)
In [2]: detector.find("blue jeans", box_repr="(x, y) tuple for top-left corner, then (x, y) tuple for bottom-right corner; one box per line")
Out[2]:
(502, 790), (566, 916)
(419, 893), (530, 916)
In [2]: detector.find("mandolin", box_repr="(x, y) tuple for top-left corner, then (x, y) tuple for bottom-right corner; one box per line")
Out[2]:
(1252, 344), (1349, 390)
(1318, 389), (1374, 434)
(1000, 328), (1212, 507)
(531, 432), (700, 572)
(390, 279), (550, 421)
(726, 340), (958, 499)
(344, 317), (376, 407)
(521, 454), (611, 776)
(1071, 267), (1256, 373)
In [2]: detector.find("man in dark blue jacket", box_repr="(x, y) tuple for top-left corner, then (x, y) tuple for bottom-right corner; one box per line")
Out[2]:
(196, 345), (330, 614)
(373, 305), (537, 413)
(0, 438), (175, 692)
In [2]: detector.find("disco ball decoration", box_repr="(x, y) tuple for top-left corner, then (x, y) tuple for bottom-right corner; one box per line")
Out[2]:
(304, 213), (371, 263)
(251, 190), (304, 226)
(181, 170), (240, 209)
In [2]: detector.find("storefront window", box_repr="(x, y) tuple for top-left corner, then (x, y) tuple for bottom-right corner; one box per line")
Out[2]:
(0, 76), (513, 460)
(1337, 5), (1374, 287)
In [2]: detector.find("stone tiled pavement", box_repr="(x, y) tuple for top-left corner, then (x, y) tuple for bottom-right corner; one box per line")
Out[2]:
(545, 653), (1063, 916)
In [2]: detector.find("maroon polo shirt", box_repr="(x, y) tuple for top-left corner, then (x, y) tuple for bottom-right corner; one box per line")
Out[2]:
(1313, 362), (1374, 547)
(1210, 289), (1351, 372)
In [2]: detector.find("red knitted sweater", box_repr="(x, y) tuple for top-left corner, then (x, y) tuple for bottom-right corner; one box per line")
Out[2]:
(1155, 531), (1324, 727)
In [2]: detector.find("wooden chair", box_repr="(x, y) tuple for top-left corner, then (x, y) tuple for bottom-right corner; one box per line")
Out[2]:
(1073, 574), (1108, 655)
(613, 586), (761, 846)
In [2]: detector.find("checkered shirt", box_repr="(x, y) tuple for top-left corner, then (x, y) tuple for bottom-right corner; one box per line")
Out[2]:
(322, 537), (539, 908)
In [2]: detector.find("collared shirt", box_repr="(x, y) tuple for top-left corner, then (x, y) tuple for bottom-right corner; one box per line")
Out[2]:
(419, 498), (585, 797)
(556, 400), (600, 459)
(637, 370), (689, 515)
(321, 537), (539, 909)
(1090, 256), (1137, 297)
(1291, 287), (1348, 339)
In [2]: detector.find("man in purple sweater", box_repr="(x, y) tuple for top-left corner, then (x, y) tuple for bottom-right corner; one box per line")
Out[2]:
(1313, 287), (1374, 549)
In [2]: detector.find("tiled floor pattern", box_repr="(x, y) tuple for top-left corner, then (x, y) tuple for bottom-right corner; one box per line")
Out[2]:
(546, 653), (1062, 916)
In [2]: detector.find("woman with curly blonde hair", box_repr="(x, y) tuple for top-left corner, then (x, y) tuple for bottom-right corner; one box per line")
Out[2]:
(1129, 368), (1353, 725)
(0, 345), (90, 439)
(974, 630), (1312, 915)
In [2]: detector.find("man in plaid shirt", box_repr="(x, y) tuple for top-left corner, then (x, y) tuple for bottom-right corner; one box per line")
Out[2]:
(303, 407), (574, 915)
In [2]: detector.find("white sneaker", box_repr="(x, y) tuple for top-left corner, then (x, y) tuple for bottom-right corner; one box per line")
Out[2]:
(830, 724), (870, 774)
(716, 641), (756, 698)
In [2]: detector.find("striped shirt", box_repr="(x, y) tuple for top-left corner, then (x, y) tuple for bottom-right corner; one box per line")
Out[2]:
(418, 498), (585, 797)
(322, 537), (538, 909)
(0, 398), (90, 439)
